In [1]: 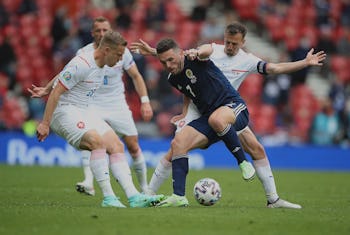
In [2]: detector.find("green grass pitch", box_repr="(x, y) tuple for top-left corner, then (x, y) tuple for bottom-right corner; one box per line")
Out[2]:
(0, 164), (349, 235)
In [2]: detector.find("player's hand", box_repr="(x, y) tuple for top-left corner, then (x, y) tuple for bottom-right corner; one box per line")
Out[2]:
(27, 84), (49, 98)
(130, 39), (155, 56)
(36, 122), (50, 142)
(184, 49), (198, 61)
(141, 102), (153, 122)
(306, 48), (326, 66)
(170, 114), (186, 124)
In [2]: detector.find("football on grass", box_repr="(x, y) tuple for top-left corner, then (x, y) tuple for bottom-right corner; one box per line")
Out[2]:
(193, 178), (221, 206)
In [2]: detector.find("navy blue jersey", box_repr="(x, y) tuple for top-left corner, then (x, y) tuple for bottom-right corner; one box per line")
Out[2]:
(168, 58), (245, 115)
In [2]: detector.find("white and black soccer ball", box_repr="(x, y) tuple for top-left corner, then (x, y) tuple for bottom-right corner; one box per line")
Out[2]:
(193, 178), (221, 206)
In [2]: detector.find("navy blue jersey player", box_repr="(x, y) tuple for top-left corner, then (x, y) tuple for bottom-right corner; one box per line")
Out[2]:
(155, 38), (256, 207)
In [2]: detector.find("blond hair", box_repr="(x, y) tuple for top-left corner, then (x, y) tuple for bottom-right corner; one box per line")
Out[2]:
(99, 30), (127, 48)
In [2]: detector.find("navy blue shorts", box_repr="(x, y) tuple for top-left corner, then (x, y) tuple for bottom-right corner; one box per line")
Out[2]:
(188, 102), (249, 147)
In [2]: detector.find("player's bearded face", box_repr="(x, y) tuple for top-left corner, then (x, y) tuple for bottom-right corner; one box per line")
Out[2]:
(159, 49), (182, 74)
(224, 33), (244, 56)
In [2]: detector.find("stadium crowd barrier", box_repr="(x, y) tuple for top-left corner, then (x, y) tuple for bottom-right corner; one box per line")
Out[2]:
(0, 132), (349, 171)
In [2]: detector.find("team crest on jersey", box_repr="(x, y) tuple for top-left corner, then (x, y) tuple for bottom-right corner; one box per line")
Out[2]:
(185, 69), (197, 84)
(77, 121), (85, 129)
(62, 71), (72, 81)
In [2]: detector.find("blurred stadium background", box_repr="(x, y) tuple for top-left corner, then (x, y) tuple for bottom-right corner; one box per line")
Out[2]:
(0, 0), (349, 169)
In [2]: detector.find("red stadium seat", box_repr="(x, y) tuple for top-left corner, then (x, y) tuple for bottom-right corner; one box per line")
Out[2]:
(250, 104), (277, 135)
(330, 55), (349, 73)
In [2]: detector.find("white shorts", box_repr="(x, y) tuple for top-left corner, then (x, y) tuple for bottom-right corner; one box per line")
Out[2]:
(50, 104), (113, 149)
(88, 100), (138, 137)
(174, 102), (200, 133)
(175, 101), (248, 135)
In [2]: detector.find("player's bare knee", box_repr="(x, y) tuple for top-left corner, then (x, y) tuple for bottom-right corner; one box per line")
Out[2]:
(170, 137), (186, 154)
(208, 115), (225, 132)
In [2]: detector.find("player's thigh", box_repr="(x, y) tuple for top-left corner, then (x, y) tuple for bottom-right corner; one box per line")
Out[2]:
(172, 125), (208, 152)
(51, 105), (112, 149)
(102, 108), (138, 136)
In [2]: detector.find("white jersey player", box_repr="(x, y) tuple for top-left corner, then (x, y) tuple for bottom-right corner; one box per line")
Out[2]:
(28, 17), (152, 196)
(130, 22), (326, 208)
(36, 31), (164, 208)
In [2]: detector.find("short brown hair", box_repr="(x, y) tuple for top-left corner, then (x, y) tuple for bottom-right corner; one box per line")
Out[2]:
(100, 31), (127, 48)
(156, 38), (179, 54)
(92, 16), (110, 29)
(225, 22), (247, 38)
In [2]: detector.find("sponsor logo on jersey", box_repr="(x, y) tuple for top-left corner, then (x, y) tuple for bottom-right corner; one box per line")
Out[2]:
(77, 121), (85, 129)
(185, 69), (197, 84)
(62, 71), (72, 81)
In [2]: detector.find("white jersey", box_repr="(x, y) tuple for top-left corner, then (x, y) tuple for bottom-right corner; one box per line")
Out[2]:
(51, 50), (113, 148)
(57, 50), (106, 107)
(176, 43), (264, 132)
(77, 43), (135, 108)
(210, 43), (262, 90)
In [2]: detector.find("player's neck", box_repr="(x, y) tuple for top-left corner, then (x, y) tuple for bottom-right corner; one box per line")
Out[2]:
(94, 49), (105, 68)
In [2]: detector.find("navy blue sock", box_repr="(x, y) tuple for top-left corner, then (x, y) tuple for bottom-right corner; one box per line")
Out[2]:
(172, 155), (189, 196)
(217, 124), (247, 164)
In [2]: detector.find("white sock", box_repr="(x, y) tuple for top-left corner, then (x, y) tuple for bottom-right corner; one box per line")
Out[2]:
(89, 149), (115, 197)
(131, 150), (148, 192)
(253, 158), (279, 203)
(148, 157), (172, 194)
(80, 150), (94, 186)
(109, 153), (139, 198)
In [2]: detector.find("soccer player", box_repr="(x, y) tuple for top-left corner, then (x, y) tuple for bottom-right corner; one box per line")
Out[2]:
(29, 16), (151, 195)
(152, 38), (255, 207)
(131, 22), (326, 208)
(36, 30), (164, 208)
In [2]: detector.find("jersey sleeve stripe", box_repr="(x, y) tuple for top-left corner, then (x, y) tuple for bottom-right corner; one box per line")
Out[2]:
(78, 56), (91, 67)
(58, 80), (69, 90)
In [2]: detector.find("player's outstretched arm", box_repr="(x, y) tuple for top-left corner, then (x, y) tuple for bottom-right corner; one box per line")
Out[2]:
(130, 39), (157, 56)
(184, 44), (213, 61)
(266, 48), (326, 75)
(27, 74), (58, 98)
(126, 64), (153, 122)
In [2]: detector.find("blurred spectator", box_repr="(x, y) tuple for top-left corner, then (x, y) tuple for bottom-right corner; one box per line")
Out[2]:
(310, 98), (340, 145)
(53, 28), (82, 73)
(199, 10), (225, 43)
(314, 0), (332, 27)
(16, 0), (37, 15)
(336, 27), (350, 56)
(0, 35), (17, 90)
(289, 37), (312, 86)
(115, 6), (132, 30)
(76, 8), (94, 46)
(341, 0), (350, 27)
(91, 0), (115, 9)
(316, 26), (337, 55)
(145, 0), (166, 32)
(329, 77), (350, 143)
(51, 6), (71, 51)
(190, 0), (211, 22)
(262, 77), (281, 106)
(0, 2), (10, 27)
(114, 0), (135, 9)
